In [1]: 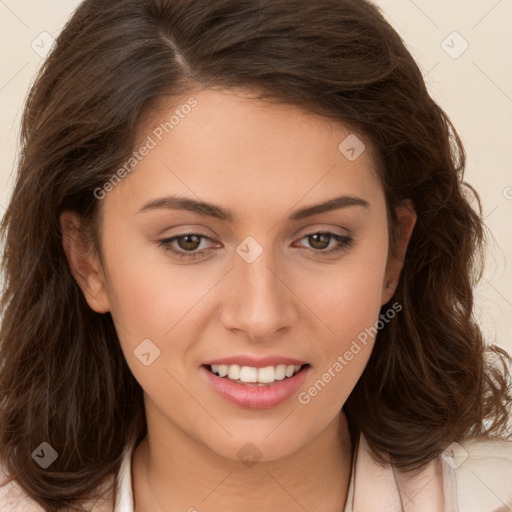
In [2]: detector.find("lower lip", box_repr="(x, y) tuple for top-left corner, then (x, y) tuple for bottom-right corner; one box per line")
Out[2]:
(201, 365), (310, 409)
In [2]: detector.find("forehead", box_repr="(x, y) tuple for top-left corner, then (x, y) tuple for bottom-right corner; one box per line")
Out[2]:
(106, 87), (384, 219)
(138, 87), (373, 158)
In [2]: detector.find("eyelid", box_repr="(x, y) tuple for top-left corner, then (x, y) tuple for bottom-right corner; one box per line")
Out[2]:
(296, 223), (352, 238)
(154, 224), (219, 238)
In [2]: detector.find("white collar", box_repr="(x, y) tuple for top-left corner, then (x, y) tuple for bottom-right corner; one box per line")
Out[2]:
(113, 442), (136, 512)
(112, 438), (357, 511)
(112, 433), (512, 511)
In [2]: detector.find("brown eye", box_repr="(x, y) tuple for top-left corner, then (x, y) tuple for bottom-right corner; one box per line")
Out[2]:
(307, 232), (332, 250)
(175, 234), (202, 251)
(158, 233), (216, 260)
(296, 231), (354, 256)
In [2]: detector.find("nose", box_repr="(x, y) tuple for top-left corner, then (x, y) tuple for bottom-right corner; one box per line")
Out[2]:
(220, 247), (298, 341)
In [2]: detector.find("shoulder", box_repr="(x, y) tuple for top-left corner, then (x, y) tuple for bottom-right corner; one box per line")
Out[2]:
(0, 457), (117, 512)
(352, 433), (512, 512)
(448, 436), (512, 511)
(0, 462), (44, 512)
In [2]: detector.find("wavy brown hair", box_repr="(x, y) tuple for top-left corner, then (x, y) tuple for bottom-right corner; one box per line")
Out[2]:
(1, 0), (511, 510)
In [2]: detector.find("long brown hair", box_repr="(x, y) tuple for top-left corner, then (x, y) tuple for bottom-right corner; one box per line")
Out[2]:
(1, 0), (511, 510)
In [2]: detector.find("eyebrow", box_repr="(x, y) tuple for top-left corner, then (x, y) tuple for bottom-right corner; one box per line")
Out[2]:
(137, 194), (370, 222)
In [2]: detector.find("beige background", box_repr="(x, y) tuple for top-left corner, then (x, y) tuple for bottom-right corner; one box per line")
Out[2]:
(1, 0), (511, 353)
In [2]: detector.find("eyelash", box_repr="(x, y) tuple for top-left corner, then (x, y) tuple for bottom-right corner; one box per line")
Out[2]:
(157, 231), (354, 261)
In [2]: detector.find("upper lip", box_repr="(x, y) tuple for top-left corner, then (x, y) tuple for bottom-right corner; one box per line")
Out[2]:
(202, 355), (308, 368)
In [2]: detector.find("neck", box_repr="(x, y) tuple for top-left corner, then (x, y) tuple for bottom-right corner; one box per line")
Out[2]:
(132, 410), (354, 512)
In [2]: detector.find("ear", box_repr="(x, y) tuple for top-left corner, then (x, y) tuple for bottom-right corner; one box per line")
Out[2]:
(60, 210), (111, 314)
(381, 200), (417, 305)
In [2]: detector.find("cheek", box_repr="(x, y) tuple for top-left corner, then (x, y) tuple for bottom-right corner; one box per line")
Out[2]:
(100, 231), (208, 336)
(105, 265), (210, 391)
(295, 268), (387, 422)
(306, 236), (389, 339)
(298, 233), (389, 394)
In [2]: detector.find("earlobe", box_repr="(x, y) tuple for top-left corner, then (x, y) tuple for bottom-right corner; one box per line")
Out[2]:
(60, 211), (111, 314)
(381, 201), (417, 305)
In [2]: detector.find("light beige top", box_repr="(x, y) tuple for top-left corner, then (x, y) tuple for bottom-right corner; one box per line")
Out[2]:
(1, 433), (512, 511)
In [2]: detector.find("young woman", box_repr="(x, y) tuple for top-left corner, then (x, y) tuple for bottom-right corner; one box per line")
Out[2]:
(1, 0), (511, 511)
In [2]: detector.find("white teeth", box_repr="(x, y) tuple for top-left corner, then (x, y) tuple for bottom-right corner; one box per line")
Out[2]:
(209, 363), (304, 384)
(257, 366), (276, 383)
(274, 364), (287, 380)
(239, 366), (258, 383)
(227, 364), (240, 380)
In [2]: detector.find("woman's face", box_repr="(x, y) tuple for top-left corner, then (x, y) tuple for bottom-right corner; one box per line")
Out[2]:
(65, 87), (415, 462)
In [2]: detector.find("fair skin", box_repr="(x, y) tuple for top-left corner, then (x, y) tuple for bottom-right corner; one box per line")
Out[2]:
(61, 87), (416, 512)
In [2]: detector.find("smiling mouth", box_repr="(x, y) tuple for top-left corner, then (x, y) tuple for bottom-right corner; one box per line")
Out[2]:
(204, 363), (310, 386)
